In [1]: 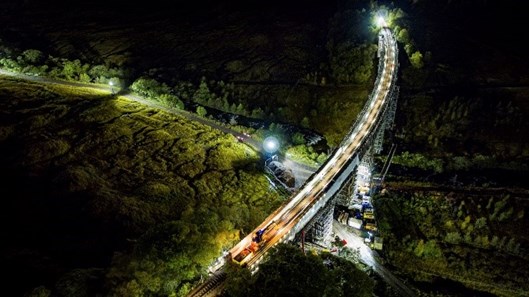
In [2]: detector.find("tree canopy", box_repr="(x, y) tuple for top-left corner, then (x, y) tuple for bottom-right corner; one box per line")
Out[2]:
(224, 244), (374, 297)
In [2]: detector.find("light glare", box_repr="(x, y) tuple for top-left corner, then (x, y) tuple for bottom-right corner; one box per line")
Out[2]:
(376, 16), (386, 27)
(263, 136), (279, 153)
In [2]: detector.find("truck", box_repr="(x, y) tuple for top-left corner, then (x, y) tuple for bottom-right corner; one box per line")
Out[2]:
(363, 208), (375, 220)
(364, 219), (378, 231)
(348, 217), (363, 229)
(361, 201), (373, 211)
(374, 237), (383, 250)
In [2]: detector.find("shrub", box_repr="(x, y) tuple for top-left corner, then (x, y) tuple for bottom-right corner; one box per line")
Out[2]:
(131, 78), (171, 99)
(196, 106), (207, 117)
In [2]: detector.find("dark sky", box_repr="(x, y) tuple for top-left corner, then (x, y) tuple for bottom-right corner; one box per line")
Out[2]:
(2, 0), (528, 64)
(4, 0), (338, 13)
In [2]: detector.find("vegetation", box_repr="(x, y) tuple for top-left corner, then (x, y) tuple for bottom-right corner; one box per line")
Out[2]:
(0, 41), (126, 85)
(391, 151), (444, 173)
(1, 0), (388, 150)
(392, 92), (529, 179)
(374, 189), (529, 296)
(3, 2), (528, 297)
(130, 78), (184, 110)
(8, 1), (380, 144)
(286, 145), (327, 167)
(224, 244), (374, 297)
(0, 77), (283, 296)
(376, 9), (529, 292)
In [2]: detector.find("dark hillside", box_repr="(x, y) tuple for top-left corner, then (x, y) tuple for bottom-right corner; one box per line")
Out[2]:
(374, 1), (529, 296)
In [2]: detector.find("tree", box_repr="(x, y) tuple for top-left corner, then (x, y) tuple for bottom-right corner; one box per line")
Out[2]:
(55, 268), (105, 297)
(62, 59), (90, 81)
(291, 132), (305, 145)
(251, 107), (265, 119)
(322, 253), (374, 297)
(316, 152), (327, 164)
(159, 94), (184, 110)
(193, 78), (212, 104)
(130, 78), (171, 99)
(328, 42), (376, 84)
(62, 59), (78, 79)
(246, 244), (329, 297)
(301, 117), (310, 128)
(235, 103), (245, 114)
(445, 232), (462, 244)
(404, 44), (414, 56)
(410, 51), (424, 69)
(79, 73), (91, 83)
(196, 106), (207, 117)
(89, 64), (113, 83)
(223, 263), (253, 297)
(26, 286), (51, 297)
(396, 28), (410, 44)
(108, 220), (223, 297)
(21, 49), (44, 64)
(475, 217), (487, 230)
(0, 58), (20, 71)
(224, 244), (374, 297)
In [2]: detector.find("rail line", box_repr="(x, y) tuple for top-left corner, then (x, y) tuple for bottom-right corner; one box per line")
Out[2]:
(188, 26), (399, 296)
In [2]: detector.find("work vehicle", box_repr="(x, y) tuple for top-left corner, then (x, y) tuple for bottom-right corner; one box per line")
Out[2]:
(231, 221), (278, 266)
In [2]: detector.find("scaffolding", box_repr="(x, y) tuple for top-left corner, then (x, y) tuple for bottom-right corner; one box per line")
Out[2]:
(373, 86), (398, 154)
(335, 178), (355, 207)
(373, 122), (386, 154)
(304, 200), (335, 244)
(354, 153), (374, 198)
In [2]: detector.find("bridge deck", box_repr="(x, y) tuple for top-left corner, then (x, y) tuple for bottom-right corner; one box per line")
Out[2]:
(188, 27), (399, 296)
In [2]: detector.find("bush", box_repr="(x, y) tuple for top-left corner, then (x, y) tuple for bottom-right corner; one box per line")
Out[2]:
(158, 94), (184, 110)
(130, 77), (171, 98)
(291, 132), (305, 145)
(196, 106), (207, 117)
(62, 59), (90, 81)
(0, 58), (21, 71)
(21, 49), (44, 64)
(286, 145), (321, 167)
(88, 64), (123, 83)
(392, 151), (444, 173)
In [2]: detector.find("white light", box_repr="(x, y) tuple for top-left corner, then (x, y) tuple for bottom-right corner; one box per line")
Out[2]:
(263, 136), (279, 153)
(376, 16), (386, 27)
(109, 81), (114, 86)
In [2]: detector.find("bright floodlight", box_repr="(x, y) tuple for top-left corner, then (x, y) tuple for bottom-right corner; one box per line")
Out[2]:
(109, 81), (116, 95)
(376, 15), (386, 27)
(263, 136), (279, 154)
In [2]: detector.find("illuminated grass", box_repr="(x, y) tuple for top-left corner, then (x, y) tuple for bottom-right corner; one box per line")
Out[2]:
(0, 76), (283, 296)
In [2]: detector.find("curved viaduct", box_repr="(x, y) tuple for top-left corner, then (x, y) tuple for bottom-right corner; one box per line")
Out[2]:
(188, 26), (399, 296)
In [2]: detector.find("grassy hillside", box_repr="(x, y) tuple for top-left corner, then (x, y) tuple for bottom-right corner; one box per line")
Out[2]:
(0, 76), (283, 296)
